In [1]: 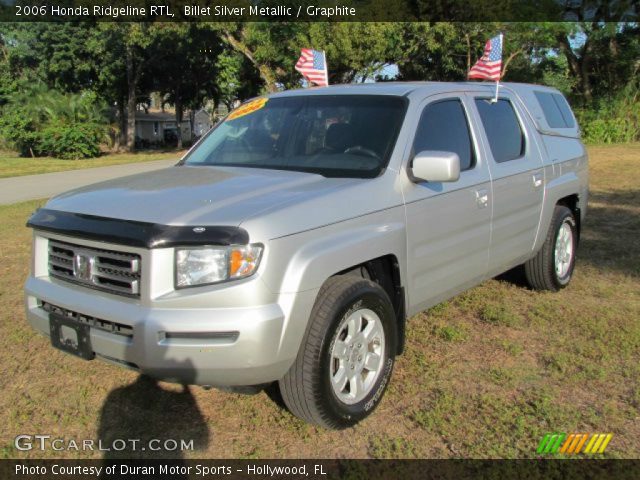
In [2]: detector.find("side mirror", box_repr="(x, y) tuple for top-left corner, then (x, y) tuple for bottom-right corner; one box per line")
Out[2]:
(410, 151), (461, 183)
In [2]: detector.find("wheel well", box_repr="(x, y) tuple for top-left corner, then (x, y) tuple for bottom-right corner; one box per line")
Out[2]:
(557, 194), (581, 240)
(335, 255), (406, 355)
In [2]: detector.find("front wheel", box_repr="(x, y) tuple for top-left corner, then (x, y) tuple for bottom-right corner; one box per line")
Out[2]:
(525, 205), (578, 291)
(279, 276), (397, 429)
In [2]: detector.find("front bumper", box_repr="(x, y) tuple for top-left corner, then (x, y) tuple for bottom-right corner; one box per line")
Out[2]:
(25, 276), (309, 386)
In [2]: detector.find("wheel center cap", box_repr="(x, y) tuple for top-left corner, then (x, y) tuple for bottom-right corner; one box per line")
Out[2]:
(349, 337), (366, 365)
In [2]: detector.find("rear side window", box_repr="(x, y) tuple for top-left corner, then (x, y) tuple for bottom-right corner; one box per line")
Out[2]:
(534, 91), (575, 128)
(413, 99), (475, 171)
(475, 99), (525, 163)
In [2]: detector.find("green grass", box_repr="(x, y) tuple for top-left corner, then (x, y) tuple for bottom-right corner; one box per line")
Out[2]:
(480, 303), (524, 327)
(0, 145), (638, 459)
(0, 149), (186, 178)
(433, 324), (468, 342)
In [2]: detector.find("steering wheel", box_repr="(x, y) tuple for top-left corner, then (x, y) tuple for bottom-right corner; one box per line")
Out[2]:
(344, 146), (380, 159)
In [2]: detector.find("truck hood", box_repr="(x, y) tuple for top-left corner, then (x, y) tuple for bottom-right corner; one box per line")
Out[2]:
(45, 165), (361, 230)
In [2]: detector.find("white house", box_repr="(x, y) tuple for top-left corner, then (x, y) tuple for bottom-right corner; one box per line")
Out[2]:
(193, 109), (214, 137)
(135, 111), (191, 144)
(135, 109), (214, 145)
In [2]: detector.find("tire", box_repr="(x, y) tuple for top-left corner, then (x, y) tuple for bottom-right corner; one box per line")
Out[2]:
(279, 276), (397, 429)
(525, 205), (578, 292)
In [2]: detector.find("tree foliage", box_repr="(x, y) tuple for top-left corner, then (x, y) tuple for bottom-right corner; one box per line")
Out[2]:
(0, 20), (639, 158)
(0, 83), (107, 158)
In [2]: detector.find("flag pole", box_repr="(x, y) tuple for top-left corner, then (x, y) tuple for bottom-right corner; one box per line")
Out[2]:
(492, 33), (504, 103)
(323, 50), (329, 86)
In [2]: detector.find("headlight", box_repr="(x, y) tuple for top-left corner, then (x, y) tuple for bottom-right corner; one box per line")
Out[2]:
(175, 244), (263, 288)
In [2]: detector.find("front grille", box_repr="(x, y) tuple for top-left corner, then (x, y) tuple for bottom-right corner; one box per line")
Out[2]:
(41, 301), (134, 337)
(48, 240), (141, 297)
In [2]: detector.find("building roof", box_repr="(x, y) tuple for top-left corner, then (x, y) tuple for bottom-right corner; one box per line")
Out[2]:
(135, 111), (189, 122)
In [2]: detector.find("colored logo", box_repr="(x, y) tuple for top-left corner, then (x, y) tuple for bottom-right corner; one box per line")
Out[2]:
(537, 433), (613, 455)
(227, 97), (269, 121)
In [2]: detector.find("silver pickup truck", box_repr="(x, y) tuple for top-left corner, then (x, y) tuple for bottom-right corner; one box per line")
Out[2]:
(25, 82), (588, 429)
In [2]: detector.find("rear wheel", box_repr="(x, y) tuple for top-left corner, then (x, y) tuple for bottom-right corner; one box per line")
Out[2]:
(525, 205), (578, 291)
(279, 276), (396, 429)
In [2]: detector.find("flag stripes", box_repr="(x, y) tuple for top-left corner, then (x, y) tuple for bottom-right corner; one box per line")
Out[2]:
(295, 48), (328, 87)
(468, 34), (503, 81)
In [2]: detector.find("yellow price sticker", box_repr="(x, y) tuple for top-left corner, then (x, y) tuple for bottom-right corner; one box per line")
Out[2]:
(227, 97), (269, 121)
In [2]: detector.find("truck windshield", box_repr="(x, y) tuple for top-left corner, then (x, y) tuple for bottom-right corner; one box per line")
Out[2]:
(182, 95), (407, 178)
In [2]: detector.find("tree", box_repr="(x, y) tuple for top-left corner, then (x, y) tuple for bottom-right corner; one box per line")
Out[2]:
(89, 23), (161, 151)
(86, 24), (129, 150)
(148, 24), (221, 149)
(0, 23), (98, 93)
(213, 48), (262, 110)
(0, 29), (14, 109)
(554, 22), (640, 105)
(218, 22), (307, 91)
(396, 23), (480, 81)
(304, 23), (404, 83)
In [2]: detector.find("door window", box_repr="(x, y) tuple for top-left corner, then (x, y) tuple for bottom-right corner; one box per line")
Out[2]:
(474, 99), (525, 163)
(413, 99), (475, 171)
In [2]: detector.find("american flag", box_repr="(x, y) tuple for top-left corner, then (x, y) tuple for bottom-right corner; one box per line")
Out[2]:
(295, 48), (328, 87)
(468, 34), (503, 81)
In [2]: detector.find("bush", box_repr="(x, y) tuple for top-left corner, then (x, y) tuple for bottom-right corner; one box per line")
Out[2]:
(575, 81), (640, 144)
(0, 105), (41, 156)
(576, 105), (640, 144)
(37, 123), (104, 159)
(0, 84), (108, 158)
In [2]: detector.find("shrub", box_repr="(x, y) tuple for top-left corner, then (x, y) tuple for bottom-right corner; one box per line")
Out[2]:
(0, 105), (41, 156)
(576, 109), (640, 144)
(0, 84), (108, 158)
(575, 81), (640, 144)
(37, 123), (105, 159)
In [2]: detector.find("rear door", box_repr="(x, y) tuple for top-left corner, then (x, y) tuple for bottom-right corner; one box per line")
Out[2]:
(403, 94), (492, 313)
(467, 93), (545, 275)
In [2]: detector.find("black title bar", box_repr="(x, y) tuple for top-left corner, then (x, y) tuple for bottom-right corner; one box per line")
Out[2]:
(1, 0), (638, 22)
(2, 459), (640, 480)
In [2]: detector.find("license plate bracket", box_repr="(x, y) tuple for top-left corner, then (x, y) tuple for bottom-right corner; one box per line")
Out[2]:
(50, 313), (95, 360)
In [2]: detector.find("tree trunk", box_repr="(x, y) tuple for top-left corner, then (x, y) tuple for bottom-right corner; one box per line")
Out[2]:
(557, 34), (592, 104)
(115, 100), (127, 152)
(189, 109), (196, 139)
(465, 34), (471, 73)
(175, 99), (183, 150)
(126, 46), (137, 152)
(579, 40), (593, 104)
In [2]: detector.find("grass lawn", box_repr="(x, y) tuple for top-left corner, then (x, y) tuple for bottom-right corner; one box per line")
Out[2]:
(0, 149), (187, 179)
(0, 144), (638, 459)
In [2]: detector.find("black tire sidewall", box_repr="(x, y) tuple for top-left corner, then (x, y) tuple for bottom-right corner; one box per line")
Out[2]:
(319, 285), (396, 426)
(551, 209), (577, 288)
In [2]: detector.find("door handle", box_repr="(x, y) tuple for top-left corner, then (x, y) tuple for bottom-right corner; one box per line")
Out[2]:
(475, 189), (488, 208)
(533, 172), (543, 188)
